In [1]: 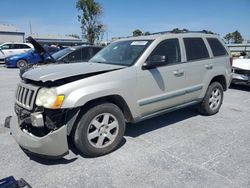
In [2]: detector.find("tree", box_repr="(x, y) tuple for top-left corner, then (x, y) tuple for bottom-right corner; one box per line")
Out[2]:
(133, 29), (143, 37)
(224, 33), (232, 44)
(67, 34), (80, 39)
(231, 30), (243, 44)
(76, 0), (104, 44)
(171, 28), (182, 33)
(144, 31), (150, 35)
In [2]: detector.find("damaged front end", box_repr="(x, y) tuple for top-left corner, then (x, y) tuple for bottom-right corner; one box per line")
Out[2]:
(232, 67), (250, 85)
(6, 82), (80, 158)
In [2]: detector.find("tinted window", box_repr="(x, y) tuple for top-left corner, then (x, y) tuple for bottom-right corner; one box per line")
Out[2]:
(184, 38), (209, 61)
(92, 47), (102, 56)
(81, 47), (90, 60)
(207, 38), (227, 57)
(149, 39), (181, 64)
(20, 44), (31, 49)
(67, 49), (82, 62)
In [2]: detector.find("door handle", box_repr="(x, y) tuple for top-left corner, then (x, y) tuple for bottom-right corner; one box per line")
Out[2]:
(173, 69), (184, 77)
(205, 64), (213, 70)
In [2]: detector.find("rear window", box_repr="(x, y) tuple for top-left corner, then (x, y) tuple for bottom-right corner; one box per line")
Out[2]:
(207, 38), (228, 57)
(184, 38), (209, 61)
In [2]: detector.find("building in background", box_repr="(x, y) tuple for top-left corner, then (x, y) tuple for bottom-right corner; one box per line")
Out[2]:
(28, 34), (86, 46)
(0, 24), (25, 44)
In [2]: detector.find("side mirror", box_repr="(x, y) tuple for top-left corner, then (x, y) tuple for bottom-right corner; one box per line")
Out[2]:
(142, 55), (167, 70)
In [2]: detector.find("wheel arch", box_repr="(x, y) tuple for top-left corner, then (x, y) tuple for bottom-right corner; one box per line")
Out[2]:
(209, 75), (227, 91)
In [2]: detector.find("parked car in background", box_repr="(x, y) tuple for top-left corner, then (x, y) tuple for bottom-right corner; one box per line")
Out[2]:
(5, 44), (102, 68)
(232, 54), (250, 85)
(53, 45), (103, 64)
(0, 42), (34, 61)
(5, 46), (61, 68)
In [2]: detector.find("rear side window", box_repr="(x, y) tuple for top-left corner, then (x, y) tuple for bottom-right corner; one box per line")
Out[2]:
(207, 38), (228, 57)
(13, 44), (31, 49)
(149, 39), (181, 65)
(184, 38), (209, 61)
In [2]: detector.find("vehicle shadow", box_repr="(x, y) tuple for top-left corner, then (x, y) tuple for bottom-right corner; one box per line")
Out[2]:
(125, 106), (199, 138)
(69, 137), (127, 158)
(25, 106), (198, 164)
(229, 84), (250, 92)
(22, 147), (78, 165)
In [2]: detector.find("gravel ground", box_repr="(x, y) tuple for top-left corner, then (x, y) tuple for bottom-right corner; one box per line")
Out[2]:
(0, 67), (249, 188)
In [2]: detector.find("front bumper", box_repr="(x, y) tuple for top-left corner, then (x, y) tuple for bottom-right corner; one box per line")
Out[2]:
(232, 73), (250, 85)
(9, 116), (69, 158)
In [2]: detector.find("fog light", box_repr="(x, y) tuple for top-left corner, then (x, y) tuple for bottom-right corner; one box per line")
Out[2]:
(31, 112), (44, 127)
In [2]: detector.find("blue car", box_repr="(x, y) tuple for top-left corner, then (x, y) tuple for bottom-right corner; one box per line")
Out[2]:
(5, 50), (42, 68)
(5, 46), (60, 68)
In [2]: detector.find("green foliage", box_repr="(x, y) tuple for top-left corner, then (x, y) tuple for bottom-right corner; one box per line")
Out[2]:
(76, 0), (104, 44)
(133, 29), (143, 37)
(224, 33), (232, 44)
(144, 31), (150, 35)
(224, 31), (243, 44)
(232, 30), (243, 44)
(67, 34), (80, 39)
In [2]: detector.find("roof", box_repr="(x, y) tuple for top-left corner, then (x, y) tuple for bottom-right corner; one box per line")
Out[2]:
(117, 32), (219, 41)
(0, 24), (18, 32)
(29, 34), (82, 41)
(0, 24), (24, 35)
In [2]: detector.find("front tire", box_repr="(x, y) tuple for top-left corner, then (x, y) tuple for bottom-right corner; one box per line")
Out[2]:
(16, 59), (28, 68)
(74, 103), (125, 157)
(199, 82), (224, 115)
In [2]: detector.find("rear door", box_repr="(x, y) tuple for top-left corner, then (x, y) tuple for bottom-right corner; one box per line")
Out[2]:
(12, 44), (32, 55)
(182, 37), (212, 102)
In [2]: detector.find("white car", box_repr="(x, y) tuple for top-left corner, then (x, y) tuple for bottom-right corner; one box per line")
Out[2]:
(0, 42), (34, 61)
(232, 54), (250, 85)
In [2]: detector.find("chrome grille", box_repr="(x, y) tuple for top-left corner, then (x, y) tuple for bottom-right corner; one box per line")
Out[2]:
(15, 83), (38, 110)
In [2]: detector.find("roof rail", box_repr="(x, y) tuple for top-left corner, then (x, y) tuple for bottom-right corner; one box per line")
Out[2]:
(151, 29), (216, 35)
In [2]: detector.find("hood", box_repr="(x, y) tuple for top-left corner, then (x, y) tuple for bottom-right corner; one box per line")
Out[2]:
(233, 59), (250, 70)
(26, 36), (55, 63)
(22, 62), (125, 83)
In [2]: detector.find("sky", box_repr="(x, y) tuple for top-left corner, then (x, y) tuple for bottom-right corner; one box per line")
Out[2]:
(0, 0), (249, 41)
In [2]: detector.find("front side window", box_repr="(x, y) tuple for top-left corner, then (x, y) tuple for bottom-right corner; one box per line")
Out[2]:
(90, 40), (152, 66)
(184, 38), (209, 61)
(0, 44), (11, 50)
(207, 38), (228, 57)
(148, 39), (181, 65)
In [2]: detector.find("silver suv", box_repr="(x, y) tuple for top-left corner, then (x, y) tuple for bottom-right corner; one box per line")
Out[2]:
(8, 31), (232, 158)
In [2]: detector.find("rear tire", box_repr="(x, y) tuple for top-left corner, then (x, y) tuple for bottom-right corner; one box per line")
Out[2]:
(16, 59), (28, 68)
(198, 82), (224, 115)
(74, 103), (125, 157)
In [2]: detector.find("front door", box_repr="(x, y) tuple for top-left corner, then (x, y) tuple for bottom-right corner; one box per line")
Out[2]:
(136, 38), (187, 117)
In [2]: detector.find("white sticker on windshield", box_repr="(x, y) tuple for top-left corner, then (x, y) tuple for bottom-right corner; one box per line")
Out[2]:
(131, 41), (148, 46)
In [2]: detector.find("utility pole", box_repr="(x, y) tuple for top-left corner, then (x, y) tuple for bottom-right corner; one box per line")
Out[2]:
(29, 22), (32, 35)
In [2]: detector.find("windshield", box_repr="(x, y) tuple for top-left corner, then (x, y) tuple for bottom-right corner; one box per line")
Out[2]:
(90, 40), (152, 66)
(52, 47), (75, 60)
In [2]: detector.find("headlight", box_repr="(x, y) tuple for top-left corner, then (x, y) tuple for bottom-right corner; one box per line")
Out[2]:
(35, 88), (64, 109)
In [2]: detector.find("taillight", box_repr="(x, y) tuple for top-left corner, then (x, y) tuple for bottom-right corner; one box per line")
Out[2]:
(230, 57), (233, 67)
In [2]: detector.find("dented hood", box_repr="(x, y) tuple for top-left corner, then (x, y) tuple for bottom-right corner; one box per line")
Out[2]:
(22, 62), (125, 82)
(233, 58), (250, 70)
